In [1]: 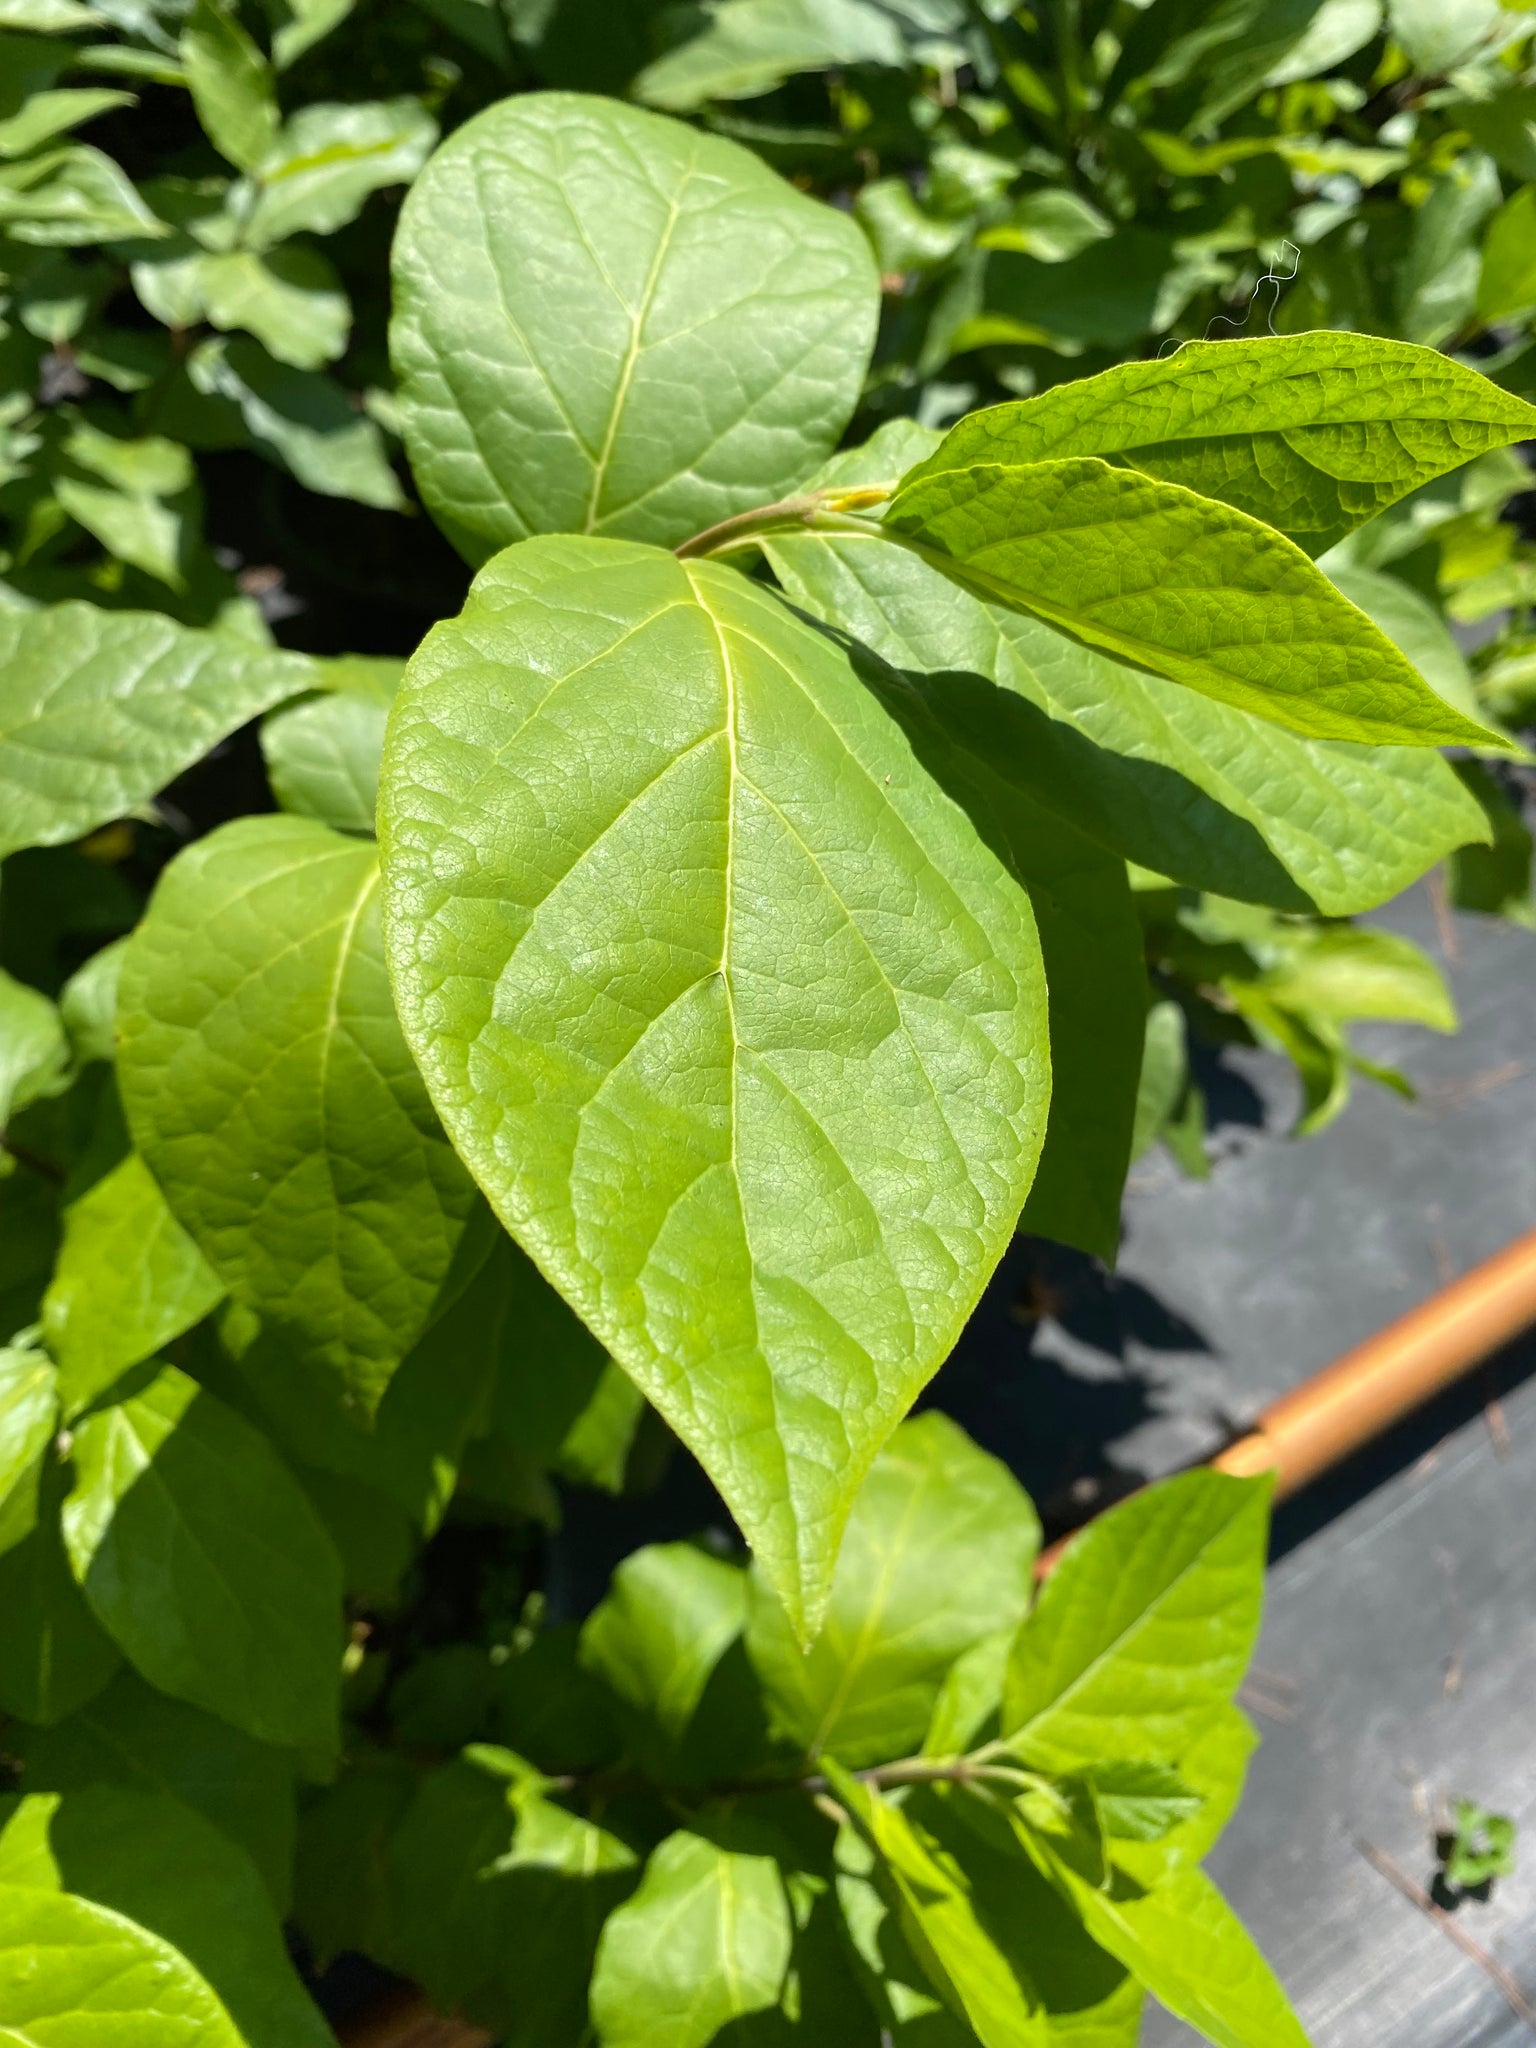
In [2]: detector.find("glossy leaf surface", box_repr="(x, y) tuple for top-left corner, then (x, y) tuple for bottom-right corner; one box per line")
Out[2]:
(904, 336), (1536, 555)
(886, 459), (1498, 748)
(380, 535), (1049, 1633)
(0, 1882), (244, 2046)
(391, 92), (877, 558)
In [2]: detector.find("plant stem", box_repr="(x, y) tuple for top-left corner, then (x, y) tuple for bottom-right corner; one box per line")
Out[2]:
(674, 485), (897, 560)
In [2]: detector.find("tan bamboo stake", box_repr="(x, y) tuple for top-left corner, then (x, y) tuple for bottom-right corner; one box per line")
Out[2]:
(340, 1226), (1536, 2046)
(1036, 1222), (1536, 1575)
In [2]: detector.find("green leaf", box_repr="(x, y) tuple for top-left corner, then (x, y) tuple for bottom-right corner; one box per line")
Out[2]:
(579, 1542), (749, 1778)
(828, 1766), (1049, 2046)
(885, 460), (1501, 748)
(0, 1343), (56, 1558)
(0, 86), (134, 157)
(1388, 0), (1499, 72)
(1113, 1704), (1258, 1889)
(197, 246), (351, 371)
(265, 0), (357, 66)
(767, 483), (1487, 919)
(59, 940), (125, 1069)
(0, 1882), (244, 2045)
(42, 1152), (225, 1417)
(633, 0), (906, 109)
(745, 1414), (1039, 1768)
(13, 1669), (298, 1912)
(117, 815), (479, 1418)
(1478, 183), (1536, 325)
(1018, 1838), (1310, 2048)
(208, 1201), (506, 1532)
(260, 653), (402, 834)
(60, 1362), (343, 1750)
(387, 1749), (638, 2041)
(903, 337), (1536, 558)
(0, 965), (67, 1128)
(0, 1784), (332, 2048)
(1246, 923), (1455, 1030)
(0, 0), (103, 24)
(186, 336), (407, 510)
(181, 0), (279, 173)
(391, 91), (878, 560)
(590, 1827), (794, 2048)
(0, 144), (166, 244)
(244, 96), (437, 245)
(1324, 564), (1478, 722)
(1447, 761), (1536, 926)
(1397, 154), (1501, 348)
(0, 601), (314, 862)
(479, 1232), (642, 1493)
(379, 535), (1049, 1636)
(1003, 1471), (1272, 1771)
(1079, 1761), (1202, 1842)
(0, 1459), (121, 1726)
(852, 656), (1144, 1261)
(1131, 1000), (1187, 1165)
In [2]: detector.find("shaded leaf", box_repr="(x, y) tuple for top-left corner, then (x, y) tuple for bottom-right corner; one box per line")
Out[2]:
(14, 1669), (298, 1912)
(61, 1363), (343, 1750)
(767, 429), (1488, 918)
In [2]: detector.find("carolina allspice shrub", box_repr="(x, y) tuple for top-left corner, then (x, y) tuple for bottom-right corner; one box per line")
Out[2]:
(0, 9), (1533, 2048)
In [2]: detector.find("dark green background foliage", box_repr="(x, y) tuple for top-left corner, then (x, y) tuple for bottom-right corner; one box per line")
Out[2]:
(1, 0), (1535, 2043)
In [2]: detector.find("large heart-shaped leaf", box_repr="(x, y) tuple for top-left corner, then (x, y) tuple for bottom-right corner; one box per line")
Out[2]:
(117, 815), (480, 1417)
(379, 535), (1049, 1634)
(885, 459), (1499, 748)
(391, 91), (878, 560)
(902, 335), (1536, 556)
(0, 602), (314, 861)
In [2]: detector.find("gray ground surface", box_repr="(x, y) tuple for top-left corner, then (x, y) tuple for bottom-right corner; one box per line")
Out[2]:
(1109, 884), (1536, 2048)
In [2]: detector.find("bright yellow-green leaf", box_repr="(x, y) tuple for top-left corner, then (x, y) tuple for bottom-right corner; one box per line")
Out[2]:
(379, 534), (1050, 1635)
(886, 459), (1501, 748)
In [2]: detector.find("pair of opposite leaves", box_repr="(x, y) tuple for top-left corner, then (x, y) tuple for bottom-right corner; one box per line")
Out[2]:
(149, 90), (1536, 1637)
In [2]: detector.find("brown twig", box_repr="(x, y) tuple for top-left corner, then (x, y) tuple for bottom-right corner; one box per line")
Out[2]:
(1357, 1840), (1536, 2032)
